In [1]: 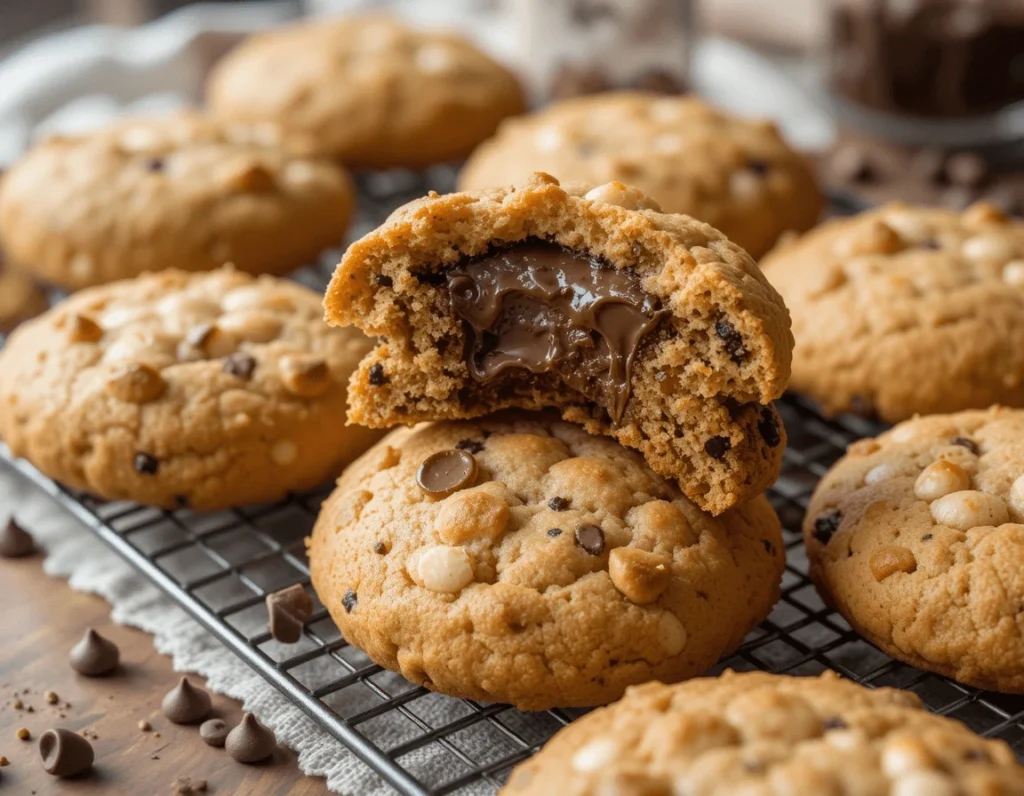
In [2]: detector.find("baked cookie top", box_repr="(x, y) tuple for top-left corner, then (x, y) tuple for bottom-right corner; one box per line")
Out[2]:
(761, 202), (1024, 423)
(0, 267), (379, 510)
(805, 406), (1024, 693)
(207, 16), (526, 169)
(308, 413), (784, 710)
(459, 92), (823, 259)
(502, 670), (1023, 795)
(326, 174), (793, 515)
(0, 112), (355, 291)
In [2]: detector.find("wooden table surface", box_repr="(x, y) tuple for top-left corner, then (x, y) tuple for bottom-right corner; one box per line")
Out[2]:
(0, 552), (329, 795)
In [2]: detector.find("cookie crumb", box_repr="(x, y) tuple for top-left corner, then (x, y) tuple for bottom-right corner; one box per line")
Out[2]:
(16, 728), (30, 741)
(44, 691), (58, 705)
(0, 755), (9, 766)
(12, 699), (22, 710)
(138, 720), (152, 732)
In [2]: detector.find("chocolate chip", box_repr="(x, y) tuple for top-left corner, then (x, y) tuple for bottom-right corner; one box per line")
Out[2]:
(922, 533), (933, 541)
(133, 452), (159, 475)
(822, 717), (848, 730)
(39, 728), (94, 778)
(226, 712), (276, 764)
(918, 239), (941, 250)
(758, 406), (781, 448)
(266, 584), (313, 644)
(952, 436), (979, 454)
(704, 436), (732, 460)
(373, 541), (387, 555)
(746, 159), (771, 176)
(342, 589), (357, 613)
(223, 352), (256, 380)
(761, 539), (775, 555)
(416, 449), (478, 497)
(715, 320), (748, 363)
(143, 157), (164, 173)
(575, 524), (605, 556)
(173, 494), (190, 509)
(0, 518), (35, 558)
(548, 496), (570, 511)
(374, 274), (393, 287)
(547, 528), (562, 538)
(161, 677), (211, 725)
(68, 629), (119, 676)
(368, 364), (387, 386)
(455, 439), (484, 454)
(199, 719), (229, 748)
(812, 510), (843, 545)
(946, 152), (987, 188)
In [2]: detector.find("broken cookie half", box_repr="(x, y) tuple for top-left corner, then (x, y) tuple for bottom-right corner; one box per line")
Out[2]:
(325, 173), (793, 514)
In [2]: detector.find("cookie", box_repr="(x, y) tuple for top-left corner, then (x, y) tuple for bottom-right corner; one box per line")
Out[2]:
(325, 173), (792, 515)
(0, 265), (47, 333)
(207, 16), (526, 170)
(459, 92), (823, 259)
(761, 201), (1024, 423)
(502, 670), (1024, 795)
(0, 112), (355, 291)
(0, 267), (381, 510)
(308, 412), (785, 710)
(805, 406), (1024, 693)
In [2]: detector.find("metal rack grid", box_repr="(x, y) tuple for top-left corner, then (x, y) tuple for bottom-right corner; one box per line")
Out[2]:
(2, 176), (1023, 794)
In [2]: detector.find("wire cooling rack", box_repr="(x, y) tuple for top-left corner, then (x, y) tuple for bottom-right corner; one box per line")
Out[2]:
(1, 175), (1023, 794)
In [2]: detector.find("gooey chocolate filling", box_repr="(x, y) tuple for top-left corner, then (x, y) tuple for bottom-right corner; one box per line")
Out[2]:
(447, 241), (667, 423)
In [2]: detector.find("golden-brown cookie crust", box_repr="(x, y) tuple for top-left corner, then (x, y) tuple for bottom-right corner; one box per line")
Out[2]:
(207, 16), (526, 169)
(762, 202), (1024, 423)
(0, 266), (47, 333)
(308, 412), (784, 710)
(460, 92), (823, 259)
(325, 174), (793, 515)
(502, 670), (1024, 794)
(0, 267), (381, 509)
(0, 113), (355, 291)
(805, 406), (1024, 694)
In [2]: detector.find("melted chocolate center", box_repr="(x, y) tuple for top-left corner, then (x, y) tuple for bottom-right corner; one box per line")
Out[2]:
(447, 242), (666, 423)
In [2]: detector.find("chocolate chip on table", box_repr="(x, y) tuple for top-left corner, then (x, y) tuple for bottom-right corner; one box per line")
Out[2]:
(368, 364), (387, 386)
(161, 677), (212, 725)
(757, 406), (781, 448)
(69, 628), (120, 676)
(226, 712), (277, 764)
(548, 496), (570, 511)
(199, 718), (230, 748)
(455, 438), (484, 454)
(704, 436), (732, 460)
(0, 518), (35, 558)
(265, 584), (314, 645)
(715, 320), (747, 364)
(951, 436), (979, 455)
(223, 352), (256, 380)
(39, 728), (94, 777)
(575, 524), (605, 556)
(374, 274), (393, 287)
(416, 450), (478, 497)
(133, 452), (159, 475)
(342, 589), (358, 613)
(812, 510), (843, 545)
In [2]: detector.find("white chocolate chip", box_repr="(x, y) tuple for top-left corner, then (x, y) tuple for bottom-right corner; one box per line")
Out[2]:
(534, 127), (564, 153)
(962, 234), (1014, 262)
(882, 738), (936, 777)
(657, 612), (687, 655)
(117, 126), (160, 153)
(416, 545), (474, 594)
(864, 463), (897, 484)
(218, 310), (281, 343)
(222, 286), (294, 313)
(891, 771), (957, 796)
(584, 181), (662, 212)
(930, 490), (1009, 531)
(1003, 260), (1024, 286)
(571, 738), (619, 773)
(271, 440), (298, 465)
(914, 460), (971, 501)
(728, 170), (763, 203)
(415, 44), (456, 74)
(825, 729), (866, 751)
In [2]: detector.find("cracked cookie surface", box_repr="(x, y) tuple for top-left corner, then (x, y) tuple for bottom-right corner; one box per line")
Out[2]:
(806, 407), (1024, 693)
(0, 112), (355, 290)
(502, 670), (1024, 795)
(460, 92), (823, 259)
(0, 267), (381, 509)
(307, 412), (784, 710)
(207, 16), (526, 169)
(762, 202), (1024, 423)
(326, 173), (793, 515)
